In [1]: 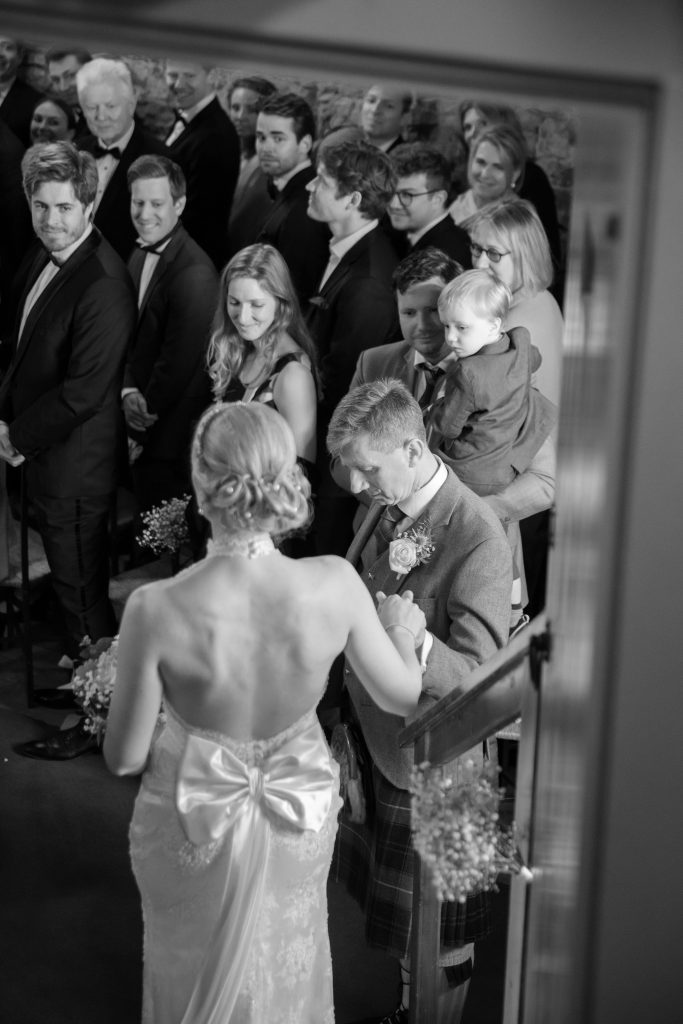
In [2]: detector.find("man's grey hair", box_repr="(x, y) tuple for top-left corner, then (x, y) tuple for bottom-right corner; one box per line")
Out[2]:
(327, 378), (426, 457)
(76, 57), (135, 101)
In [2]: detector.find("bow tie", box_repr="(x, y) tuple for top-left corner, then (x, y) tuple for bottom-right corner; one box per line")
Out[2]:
(93, 144), (122, 159)
(174, 108), (188, 124)
(136, 225), (179, 255)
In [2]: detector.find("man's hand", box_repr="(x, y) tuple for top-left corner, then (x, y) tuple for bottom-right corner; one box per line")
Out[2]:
(0, 421), (25, 467)
(122, 391), (158, 432)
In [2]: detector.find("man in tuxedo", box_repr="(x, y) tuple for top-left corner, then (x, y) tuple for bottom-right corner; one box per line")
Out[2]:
(76, 57), (166, 261)
(123, 154), (217, 513)
(0, 142), (136, 756)
(254, 92), (330, 304)
(45, 45), (93, 142)
(388, 143), (471, 267)
(327, 379), (512, 1024)
(164, 59), (240, 269)
(0, 34), (43, 148)
(360, 83), (412, 154)
(305, 138), (399, 554)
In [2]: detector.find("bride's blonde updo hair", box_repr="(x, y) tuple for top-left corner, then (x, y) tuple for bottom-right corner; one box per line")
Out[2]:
(191, 402), (312, 537)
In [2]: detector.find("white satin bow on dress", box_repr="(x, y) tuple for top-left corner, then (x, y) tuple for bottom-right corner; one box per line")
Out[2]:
(173, 715), (337, 1024)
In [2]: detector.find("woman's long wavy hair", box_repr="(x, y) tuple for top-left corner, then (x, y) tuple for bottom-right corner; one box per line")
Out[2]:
(207, 243), (319, 400)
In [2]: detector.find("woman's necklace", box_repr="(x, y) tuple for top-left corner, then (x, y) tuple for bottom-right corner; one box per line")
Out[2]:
(206, 532), (276, 559)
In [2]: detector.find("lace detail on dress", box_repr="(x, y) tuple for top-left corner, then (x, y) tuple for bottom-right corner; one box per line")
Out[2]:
(130, 695), (340, 1023)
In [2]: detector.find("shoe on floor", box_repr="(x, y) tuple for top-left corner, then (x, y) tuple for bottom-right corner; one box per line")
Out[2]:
(14, 721), (99, 760)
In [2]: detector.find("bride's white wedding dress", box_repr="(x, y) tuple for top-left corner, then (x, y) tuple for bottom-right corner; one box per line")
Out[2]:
(130, 699), (341, 1024)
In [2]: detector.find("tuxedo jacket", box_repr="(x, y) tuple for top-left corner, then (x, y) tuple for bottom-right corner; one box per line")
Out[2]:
(227, 160), (274, 259)
(124, 225), (217, 460)
(0, 78), (43, 148)
(166, 98), (240, 269)
(412, 214), (472, 269)
(0, 229), (136, 498)
(306, 224), (399, 427)
(79, 124), (167, 262)
(257, 165), (330, 305)
(345, 468), (512, 789)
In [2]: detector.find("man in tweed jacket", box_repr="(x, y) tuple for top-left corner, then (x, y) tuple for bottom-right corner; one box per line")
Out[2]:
(327, 379), (512, 1024)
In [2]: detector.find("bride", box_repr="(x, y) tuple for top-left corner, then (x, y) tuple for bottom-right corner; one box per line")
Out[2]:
(103, 401), (425, 1024)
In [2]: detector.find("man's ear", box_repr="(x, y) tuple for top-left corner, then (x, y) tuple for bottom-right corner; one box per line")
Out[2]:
(405, 437), (426, 465)
(300, 133), (313, 157)
(175, 195), (187, 217)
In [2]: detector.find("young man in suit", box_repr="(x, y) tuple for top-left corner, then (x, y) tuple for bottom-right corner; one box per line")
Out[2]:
(45, 45), (93, 142)
(0, 141), (136, 756)
(76, 57), (166, 261)
(123, 154), (218, 513)
(305, 138), (399, 554)
(327, 379), (512, 1024)
(0, 34), (43, 148)
(254, 92), (330, 305)
(388, 143), (471, 267)
(164, 59), (240, 270)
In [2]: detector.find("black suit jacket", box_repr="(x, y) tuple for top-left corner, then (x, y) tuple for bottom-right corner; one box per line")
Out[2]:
(0, 121), (32, 339)
(307, 224), (399, 427)
(0, 229), (136, 498)
(0, 78), (43, 148)
(79, 124), (167, 262)
(257, 165), (330, 305)
(413, 213), (472, 269)
(125, 225), (217, 461)
(166, 98), (240, 269)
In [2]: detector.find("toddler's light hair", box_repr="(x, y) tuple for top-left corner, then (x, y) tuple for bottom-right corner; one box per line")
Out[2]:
(438, 268), (511, 324)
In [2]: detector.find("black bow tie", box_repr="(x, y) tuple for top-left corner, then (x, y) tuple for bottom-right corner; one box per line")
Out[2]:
(137, 225), (179, 255)
(174, 109), (188, 124)
(93, 144), (122, 159)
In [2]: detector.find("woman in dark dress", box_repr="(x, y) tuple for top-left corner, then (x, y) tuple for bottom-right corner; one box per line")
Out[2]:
(206, 243), (319, 554)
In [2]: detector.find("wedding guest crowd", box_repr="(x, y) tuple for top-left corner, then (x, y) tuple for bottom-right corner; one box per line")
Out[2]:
(0, 32), (567, 1024)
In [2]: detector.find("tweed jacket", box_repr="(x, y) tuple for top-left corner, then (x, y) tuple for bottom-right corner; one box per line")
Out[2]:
(345, 466), (512, 790)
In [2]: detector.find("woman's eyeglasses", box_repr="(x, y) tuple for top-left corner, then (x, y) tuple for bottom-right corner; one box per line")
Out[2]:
(470, 242), (511, 264)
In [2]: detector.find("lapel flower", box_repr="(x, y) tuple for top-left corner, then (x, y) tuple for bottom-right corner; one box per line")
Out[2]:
(388, 520), (435, 579)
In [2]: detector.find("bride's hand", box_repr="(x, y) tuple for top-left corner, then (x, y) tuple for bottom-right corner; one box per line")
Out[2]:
(376, 590), (426, 648)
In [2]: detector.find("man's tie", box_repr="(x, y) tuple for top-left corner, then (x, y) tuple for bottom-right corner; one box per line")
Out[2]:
(137, 226), (179, 255)
(376, 503), (406, 550)
(93, 144), (122, 159)
(418, 363), (445, 411)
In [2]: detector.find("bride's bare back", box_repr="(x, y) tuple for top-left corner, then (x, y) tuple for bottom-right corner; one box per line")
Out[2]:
(152, 550), (350, 739)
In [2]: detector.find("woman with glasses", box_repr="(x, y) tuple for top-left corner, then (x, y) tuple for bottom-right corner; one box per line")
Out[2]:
(466, 196), (564, 616)
(465, 197), (563, 407)
(448, 124), (526, 226)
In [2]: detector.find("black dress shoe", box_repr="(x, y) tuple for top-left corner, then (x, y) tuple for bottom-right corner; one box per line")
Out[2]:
(33, 688), (80, 710)
(15, 721), (99, 760)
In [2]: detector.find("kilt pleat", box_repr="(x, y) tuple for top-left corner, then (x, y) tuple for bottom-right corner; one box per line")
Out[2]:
(333, 764), (491, 960)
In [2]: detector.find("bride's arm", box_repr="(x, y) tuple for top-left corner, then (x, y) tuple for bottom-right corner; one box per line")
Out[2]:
(340, 561), (424, 716)
(103, 585), (164, 776)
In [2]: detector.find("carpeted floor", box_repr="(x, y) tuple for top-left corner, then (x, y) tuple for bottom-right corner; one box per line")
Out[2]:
(0, 618), (506, 1023)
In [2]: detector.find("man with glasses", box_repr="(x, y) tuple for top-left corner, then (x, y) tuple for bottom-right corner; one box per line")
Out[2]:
(388, 143), (471, 267)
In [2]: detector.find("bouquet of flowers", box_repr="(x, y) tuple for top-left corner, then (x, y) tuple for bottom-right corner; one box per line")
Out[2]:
(410, 757), (523, 903)
(137, 494), (191, 557)
(69, 635), (119, 740)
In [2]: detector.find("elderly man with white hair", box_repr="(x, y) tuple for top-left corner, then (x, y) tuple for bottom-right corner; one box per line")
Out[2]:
(76, 56), (166, 260)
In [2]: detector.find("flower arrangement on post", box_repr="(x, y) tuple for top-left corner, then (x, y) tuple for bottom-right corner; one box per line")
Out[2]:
(69, 635), (119, 741)
(410, 758), (526, 903)
(137, 494), (191, 574)
(388, 518), (435, 580)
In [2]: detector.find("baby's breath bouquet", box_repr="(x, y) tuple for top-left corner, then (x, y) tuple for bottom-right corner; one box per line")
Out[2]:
(70, 636), (119, 740)
(410, 758), (522, 903)
(137, 494), (191, 572)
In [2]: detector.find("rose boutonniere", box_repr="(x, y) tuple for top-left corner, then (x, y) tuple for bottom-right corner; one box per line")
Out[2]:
(388, 521), (435, 579)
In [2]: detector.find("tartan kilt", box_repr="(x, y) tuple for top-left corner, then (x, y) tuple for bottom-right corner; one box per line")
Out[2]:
(333, 764), (491, 962)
